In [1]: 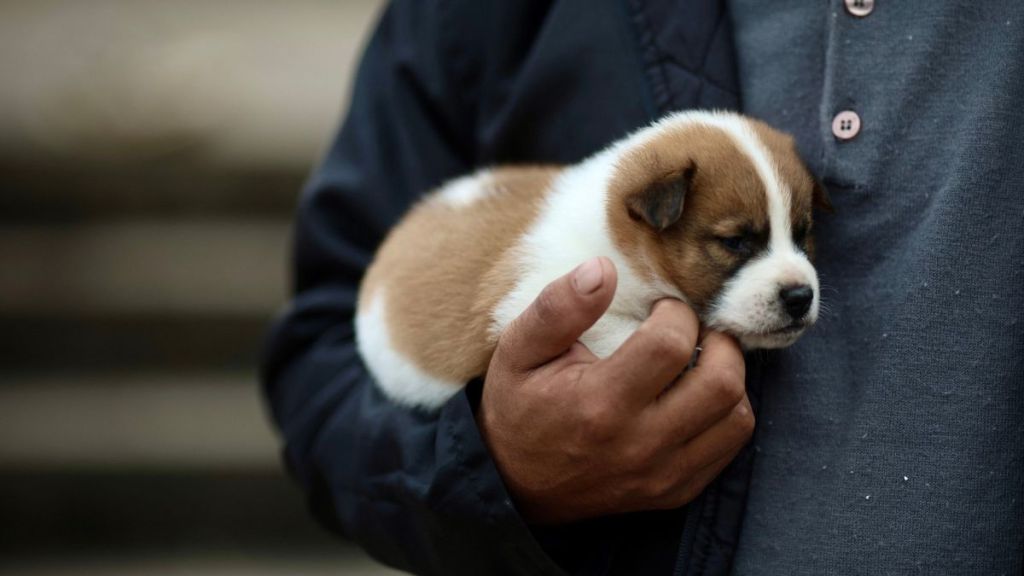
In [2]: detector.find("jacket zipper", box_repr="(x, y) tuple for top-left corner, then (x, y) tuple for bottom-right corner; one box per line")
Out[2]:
(672, 492), (706, 576)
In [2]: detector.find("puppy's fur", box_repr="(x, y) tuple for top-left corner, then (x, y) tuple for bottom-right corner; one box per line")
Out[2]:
(357, 111), (829, 409)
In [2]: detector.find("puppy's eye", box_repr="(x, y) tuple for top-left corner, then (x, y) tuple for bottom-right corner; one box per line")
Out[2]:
(718, 234), (753, 255)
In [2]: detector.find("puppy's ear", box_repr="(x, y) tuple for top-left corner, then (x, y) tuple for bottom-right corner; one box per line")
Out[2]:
(625, 165), (695, 232)
(813, 178), (834, 213)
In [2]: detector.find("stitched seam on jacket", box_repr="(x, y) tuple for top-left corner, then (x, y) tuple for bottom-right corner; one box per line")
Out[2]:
(624, 0), (737, 113)
(449, 413), (565, 576)
(448, 412), (496, 526)
(695, 4), (727, 97)
(615, 0), (658, 121)
(659, 58), (736, 98)
(673, 492), (706, 576)
(438, 0), (479, 161)
(693, 480), (723, 575)
(625, 0), (674, 115)
(658, 3), (735, 99)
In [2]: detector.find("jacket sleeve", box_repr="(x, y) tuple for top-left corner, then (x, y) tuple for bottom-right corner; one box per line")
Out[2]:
(259, 1), (566, 574)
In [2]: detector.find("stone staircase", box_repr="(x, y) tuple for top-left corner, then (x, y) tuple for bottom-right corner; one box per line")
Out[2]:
(0, 1), (402, 574)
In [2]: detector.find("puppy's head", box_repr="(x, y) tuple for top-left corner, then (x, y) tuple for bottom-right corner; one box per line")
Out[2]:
(608, 112), (830, 349)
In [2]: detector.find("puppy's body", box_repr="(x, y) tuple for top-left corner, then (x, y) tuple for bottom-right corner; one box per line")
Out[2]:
(358, 111), (826, 409)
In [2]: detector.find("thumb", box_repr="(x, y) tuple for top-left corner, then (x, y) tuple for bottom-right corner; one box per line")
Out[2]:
(496, 257), (617, 372)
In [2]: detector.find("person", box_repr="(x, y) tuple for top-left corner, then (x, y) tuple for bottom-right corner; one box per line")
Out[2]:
(261, 1), (1024, 574)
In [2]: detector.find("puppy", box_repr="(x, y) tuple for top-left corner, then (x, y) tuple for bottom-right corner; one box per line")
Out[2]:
(357, 111), (829, 409)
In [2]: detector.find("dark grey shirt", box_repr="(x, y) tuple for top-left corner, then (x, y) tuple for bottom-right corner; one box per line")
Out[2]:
(728, 1), (1024, 573)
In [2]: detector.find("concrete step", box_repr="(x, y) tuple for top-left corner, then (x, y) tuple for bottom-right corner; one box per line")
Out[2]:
(0, 1), (393, 570)
(0, 0), (382, 168)
(0, 160), (303, 224)
(0, 375), (404, 574)
(0, 374), (406, 570)
(0, 469), (315, 555)
(0, 470), (404, 575)
(0, 373), (277, 469)
(0, 314), (267, 373)
(0, 219), (289, 316)
(1, 553), (406, 576)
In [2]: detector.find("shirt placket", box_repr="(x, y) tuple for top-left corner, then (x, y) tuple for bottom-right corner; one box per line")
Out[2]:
(821, 0), (878, 186)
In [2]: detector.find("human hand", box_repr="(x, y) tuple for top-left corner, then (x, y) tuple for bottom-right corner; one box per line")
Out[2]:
(477, 257), (753, 524)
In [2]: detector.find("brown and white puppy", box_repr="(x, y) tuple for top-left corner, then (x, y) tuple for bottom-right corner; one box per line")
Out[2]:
(357, 111), (829, 409)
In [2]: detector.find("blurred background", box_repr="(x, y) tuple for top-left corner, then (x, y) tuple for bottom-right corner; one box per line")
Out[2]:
(0, 1), (402, 574)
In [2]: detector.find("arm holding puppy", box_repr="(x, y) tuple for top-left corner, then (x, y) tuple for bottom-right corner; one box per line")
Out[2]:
(263, 1), (753, 573)
(480, 256), (754, 524)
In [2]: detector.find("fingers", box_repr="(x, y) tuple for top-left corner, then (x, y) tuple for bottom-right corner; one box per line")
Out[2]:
(495, 257), (617, 372)
(598, 299), (699, 405)
(646, 394), (754, 509)
(676, 393), (754, 468)
(649, 331), (747, 441)
(665, 445), (744, 508)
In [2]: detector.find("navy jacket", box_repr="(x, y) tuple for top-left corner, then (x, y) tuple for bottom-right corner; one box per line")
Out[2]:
(262, 1), (749, 574)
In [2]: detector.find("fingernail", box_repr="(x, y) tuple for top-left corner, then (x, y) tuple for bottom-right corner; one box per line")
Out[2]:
(573, 257), (604, 294)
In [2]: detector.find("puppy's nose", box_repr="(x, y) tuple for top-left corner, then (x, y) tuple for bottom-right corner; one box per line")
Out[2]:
(779, 285), (814, 320)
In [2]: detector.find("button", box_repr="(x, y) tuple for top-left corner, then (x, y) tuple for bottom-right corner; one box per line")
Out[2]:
(844, 0), (874, 17)
(832, 110), (861, 140)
